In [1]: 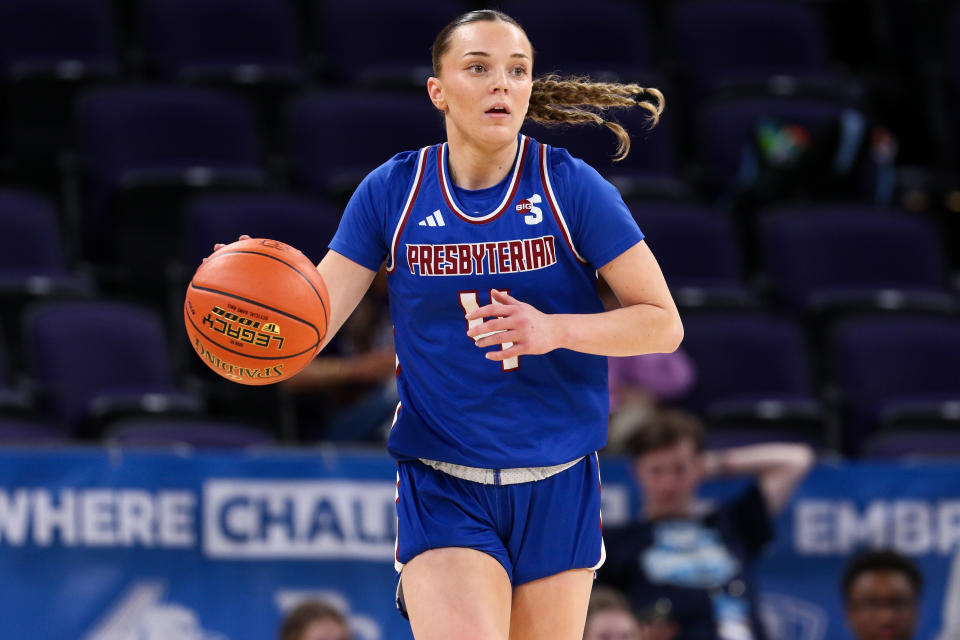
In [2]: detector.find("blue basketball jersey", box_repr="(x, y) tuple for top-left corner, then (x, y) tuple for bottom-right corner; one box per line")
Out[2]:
(330, 134), (644, 468)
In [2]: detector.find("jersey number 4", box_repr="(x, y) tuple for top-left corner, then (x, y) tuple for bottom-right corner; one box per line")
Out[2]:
(458, 290), (519, 371)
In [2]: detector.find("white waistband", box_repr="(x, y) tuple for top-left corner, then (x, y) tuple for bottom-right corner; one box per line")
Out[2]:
(418, 456), (585, 485)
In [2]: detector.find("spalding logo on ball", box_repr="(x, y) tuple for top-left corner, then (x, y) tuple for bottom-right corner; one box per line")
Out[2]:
(184, 238), (330, 385)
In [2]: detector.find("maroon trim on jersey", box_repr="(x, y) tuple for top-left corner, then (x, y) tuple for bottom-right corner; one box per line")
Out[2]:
(439, 136), (529, 224)
(386, 147), (429, 274)
(539, 144), (588, 265)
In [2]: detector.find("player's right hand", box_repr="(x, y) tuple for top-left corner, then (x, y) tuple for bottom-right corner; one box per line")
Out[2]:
(202, 234), (251, 263)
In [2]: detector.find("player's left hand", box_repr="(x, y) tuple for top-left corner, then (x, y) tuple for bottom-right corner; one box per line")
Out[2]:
(465, 289), (560, 360)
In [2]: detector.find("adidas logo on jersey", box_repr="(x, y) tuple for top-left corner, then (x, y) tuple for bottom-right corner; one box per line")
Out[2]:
(418, 210), (445, 227)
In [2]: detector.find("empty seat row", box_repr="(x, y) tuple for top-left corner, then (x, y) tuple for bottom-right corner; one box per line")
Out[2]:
(1, 295), (959, 455)
(0, 0), (849, 91)
(2, 182), (954, 320)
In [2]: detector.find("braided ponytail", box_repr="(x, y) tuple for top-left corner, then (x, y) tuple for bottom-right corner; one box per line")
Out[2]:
(431, 10), (665, 162)
(527, 74), (665, 162)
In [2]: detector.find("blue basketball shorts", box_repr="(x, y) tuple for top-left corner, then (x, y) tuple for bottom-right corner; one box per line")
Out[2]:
(394, 453), (606, 590)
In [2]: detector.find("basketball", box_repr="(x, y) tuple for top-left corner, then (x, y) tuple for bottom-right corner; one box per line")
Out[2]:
(183, 238), (330, 385)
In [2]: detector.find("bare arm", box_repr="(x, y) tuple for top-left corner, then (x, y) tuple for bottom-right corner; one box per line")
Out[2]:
(704, 444), (816, 515)
(466, 240), (683, 359)
(315, 250), (379, 350)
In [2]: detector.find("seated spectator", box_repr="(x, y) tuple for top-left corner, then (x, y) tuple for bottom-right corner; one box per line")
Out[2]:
(938, 547), (960, 640)
(278, 600), (351, 640)
(598, 409), (814, 640)
(843, 549), (922, 640)
(607, 351), (696, 452)
(600, 279), (696, 453)
(584, 585), (667, 640)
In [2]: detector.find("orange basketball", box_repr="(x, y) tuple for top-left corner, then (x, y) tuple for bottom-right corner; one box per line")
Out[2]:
(183, 238), (330, 385)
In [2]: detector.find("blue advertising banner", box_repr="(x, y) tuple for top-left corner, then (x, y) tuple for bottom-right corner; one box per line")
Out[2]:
(0, 448), (405, 640)
(0, 449), (956, 640)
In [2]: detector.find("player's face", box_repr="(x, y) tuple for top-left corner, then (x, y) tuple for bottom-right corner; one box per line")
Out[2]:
(634, 438), (704, 518)
(428, 20), (533, 150)
(845, 571), (918, 640)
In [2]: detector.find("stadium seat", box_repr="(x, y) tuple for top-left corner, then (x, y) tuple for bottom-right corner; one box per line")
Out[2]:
(705, 427), (825, 452)
(0, 0), (119, 181)
(679, 311), (826, 438)
(182, 193), (339, 270)
(863, 428), (960, 460)
(522, 106), (688, 200)
(139, 0), (305, 151)
(286, 91), (444, 198)
(0, 330), (33, 417)
(0, 418), (66, 445)
(315, 0), (455, 88)
(23, 300), (203, 437)
(76, 86), (267, 278)
(627, 201), (757, 310)
(670, 0), (849, 106)
(760, 206), (953, 315)
(500, 0), (656, 82)
(829, 314), (960, 454)
(105, 416), (273, 449)
(0, 189), (94, 360)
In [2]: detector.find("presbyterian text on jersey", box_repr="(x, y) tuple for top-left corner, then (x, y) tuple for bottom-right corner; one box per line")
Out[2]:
(406, 235), (558, 276)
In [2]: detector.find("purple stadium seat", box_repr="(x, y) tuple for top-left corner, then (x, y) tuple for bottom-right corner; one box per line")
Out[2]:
(24, 300), (203, 436)
(500, 0), (656, 81)
(0, 418), (66, 445)
(670, 0), (847, 105)
(139, 0), (305, 151)
(628, 201), (756, 309)
(0, 0), (119, 173)
(316, 0), (456, 87)
(680, 311), (825, 434)
(106, 417), (272, 449)
(0, 190), (93, 357)
(0, 189), (77, 281)
(140, 0), (303, 81)
(705, 427), (824, 452)
(76, 87), (266, 272)
(286, 91), (444, 197)
(522, 107), (687, 200)
(183, 194), (339, 269)
(0, 0), (116, 73)
(830, 314), (960, 454)
(863, 429), (960, 460)
(0, 331), (32, 415)
(760, 206), (952, 314)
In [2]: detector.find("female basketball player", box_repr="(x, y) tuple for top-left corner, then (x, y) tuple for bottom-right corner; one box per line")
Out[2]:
(217, 9), (680, 640)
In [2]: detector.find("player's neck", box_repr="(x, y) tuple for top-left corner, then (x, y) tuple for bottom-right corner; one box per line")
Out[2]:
(445, 134), (517, 191)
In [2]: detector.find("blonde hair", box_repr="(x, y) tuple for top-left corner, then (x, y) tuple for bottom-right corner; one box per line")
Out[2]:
(528, 74), (663, 161)
(431, 10), (664, 162)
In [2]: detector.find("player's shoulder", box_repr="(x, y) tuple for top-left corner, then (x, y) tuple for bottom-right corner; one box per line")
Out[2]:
(537, 142), (605, 186)
(534, 141), (616, 207)
(363, 149), (427, 188)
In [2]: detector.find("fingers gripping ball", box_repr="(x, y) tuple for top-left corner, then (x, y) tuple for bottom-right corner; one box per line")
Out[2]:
(184, 238), (330, 385)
